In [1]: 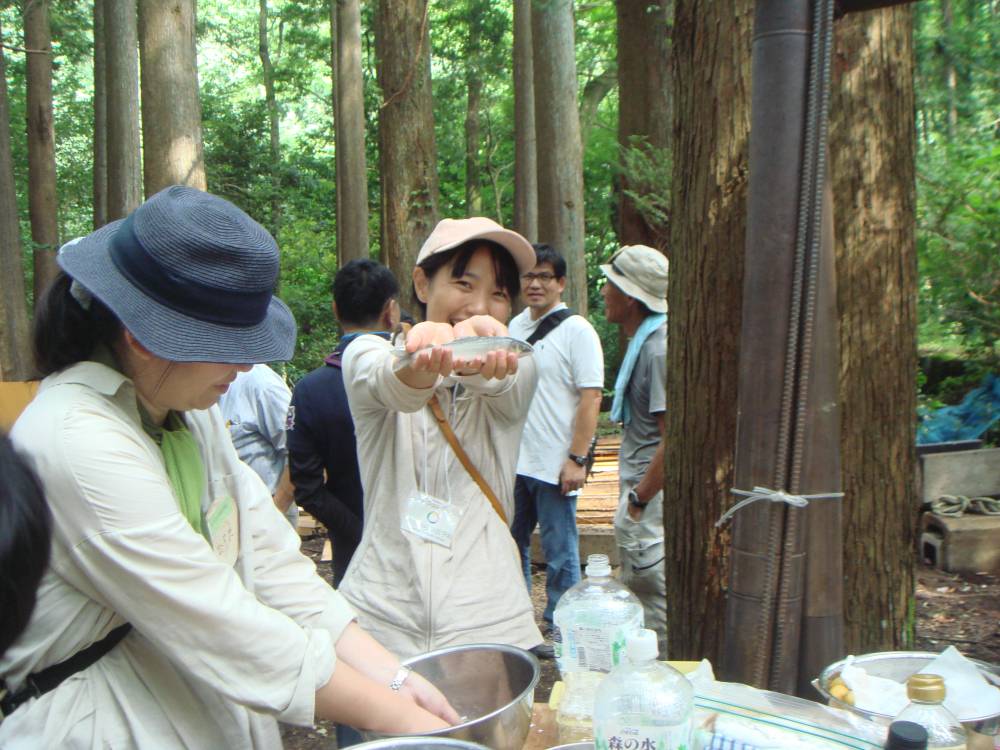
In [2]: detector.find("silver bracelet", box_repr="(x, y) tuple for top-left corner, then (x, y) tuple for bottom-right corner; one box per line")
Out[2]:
(389, 665), (412, 692)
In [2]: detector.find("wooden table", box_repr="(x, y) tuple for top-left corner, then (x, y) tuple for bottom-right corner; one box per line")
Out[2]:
(522, 703), (559, 750)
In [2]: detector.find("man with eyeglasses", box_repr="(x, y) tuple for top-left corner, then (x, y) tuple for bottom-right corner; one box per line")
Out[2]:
(509, 244), (604, 659)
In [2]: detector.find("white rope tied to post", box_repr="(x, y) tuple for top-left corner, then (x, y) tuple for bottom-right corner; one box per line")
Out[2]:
(715, 486), (844, 528)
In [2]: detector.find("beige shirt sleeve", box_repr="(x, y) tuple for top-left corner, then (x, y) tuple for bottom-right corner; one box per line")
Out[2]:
(343, 334), (443, 414)
(15, 387), (339, 726)
(231, 456), (356, 642)
(452, 353), (538, 425)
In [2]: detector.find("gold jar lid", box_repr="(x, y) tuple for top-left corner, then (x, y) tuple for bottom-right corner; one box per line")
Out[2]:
(907, 673), (946, 702)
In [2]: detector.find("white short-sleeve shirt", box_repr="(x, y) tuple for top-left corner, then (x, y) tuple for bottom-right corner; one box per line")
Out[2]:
(510, 303), (604, 486)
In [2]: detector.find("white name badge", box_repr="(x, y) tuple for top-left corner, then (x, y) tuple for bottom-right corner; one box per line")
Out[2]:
(401, 492), (463, 548)
(206, 495), (240, 566)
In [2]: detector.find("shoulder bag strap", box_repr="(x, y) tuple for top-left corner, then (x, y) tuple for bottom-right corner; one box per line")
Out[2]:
(427, 395), (508, 525)
(1, 623), (132, 718)
(525, 308), (575, 346)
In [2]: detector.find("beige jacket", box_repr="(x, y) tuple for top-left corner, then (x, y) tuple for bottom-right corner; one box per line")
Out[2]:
(1, 362), (354, 749)
(341, 335), (542, 658)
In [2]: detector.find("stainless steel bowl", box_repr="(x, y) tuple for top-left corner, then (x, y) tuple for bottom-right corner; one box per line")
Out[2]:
(352, 739), (488, 750)
(363, 643), (540, 750)
(813, 650), (1000, 740)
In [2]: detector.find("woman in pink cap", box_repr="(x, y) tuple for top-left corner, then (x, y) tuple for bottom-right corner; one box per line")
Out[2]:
(340, 218), (545, 661)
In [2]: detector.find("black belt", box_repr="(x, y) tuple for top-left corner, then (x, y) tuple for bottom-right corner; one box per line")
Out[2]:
(0, 623), (132, 719)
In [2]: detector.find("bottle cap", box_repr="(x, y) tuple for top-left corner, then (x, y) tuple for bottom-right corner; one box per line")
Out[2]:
(585, 553), (611, 578)
(626, 629), (658, 661)
(887, 720), (928, 748)
(906, 673), (946, 703)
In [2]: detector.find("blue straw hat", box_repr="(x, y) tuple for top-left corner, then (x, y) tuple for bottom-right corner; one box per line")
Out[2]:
(58, 185), (296, 363)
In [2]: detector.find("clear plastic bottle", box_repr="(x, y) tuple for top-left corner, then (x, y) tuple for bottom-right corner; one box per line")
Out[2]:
(553, 554), (644, 743)
(593, 629), (693, 750)
(894, 674), (967, 749)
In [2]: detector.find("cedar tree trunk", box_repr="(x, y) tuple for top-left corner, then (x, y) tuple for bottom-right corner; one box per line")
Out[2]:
(376, 0), (440, 316)
(105, 0), (143, 220)
(663, 0), (753, 664)
(332, 0), (369, 265)
(512, 0), (537, 241)
(139, 0), (207, 194)
(532, 0), (586, 315)
(830, 5), (918, 654)
(24, 0), (59, 303)
(93, 0), (108, 228)
(616, 0), (671, 252)
(0, 28), (33, 381)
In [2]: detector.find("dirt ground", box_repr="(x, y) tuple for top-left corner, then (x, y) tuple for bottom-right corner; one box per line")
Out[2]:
(913, 564), (1000, 664)
(281, 538), (999, 750)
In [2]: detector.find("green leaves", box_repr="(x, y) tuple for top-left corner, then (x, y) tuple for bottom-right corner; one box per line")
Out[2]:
(917, 135), (1000, 368)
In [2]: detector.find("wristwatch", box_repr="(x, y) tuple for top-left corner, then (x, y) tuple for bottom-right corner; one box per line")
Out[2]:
(568, 452), (588, 467)
(628, 488), (648, 509)
(389, 665), (412, 692)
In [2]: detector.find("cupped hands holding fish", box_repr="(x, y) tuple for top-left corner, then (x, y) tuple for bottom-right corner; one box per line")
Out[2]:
(396, 315), (525, 389)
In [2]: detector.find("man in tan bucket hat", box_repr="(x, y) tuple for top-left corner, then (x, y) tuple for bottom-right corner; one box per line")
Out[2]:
(600, 244), (669, 651)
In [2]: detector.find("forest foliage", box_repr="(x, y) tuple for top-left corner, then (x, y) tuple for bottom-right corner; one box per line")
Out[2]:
(0, 0), (996, 388)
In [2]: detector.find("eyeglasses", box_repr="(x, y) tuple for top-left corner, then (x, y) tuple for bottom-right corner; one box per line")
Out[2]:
(522, 272), (557, 284)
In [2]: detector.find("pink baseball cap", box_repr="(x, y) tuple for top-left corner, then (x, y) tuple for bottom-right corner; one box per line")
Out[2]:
(416, 217), (536, 275)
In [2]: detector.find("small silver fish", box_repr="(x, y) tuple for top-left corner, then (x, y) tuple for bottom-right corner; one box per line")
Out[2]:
(392, 336), (534, 363)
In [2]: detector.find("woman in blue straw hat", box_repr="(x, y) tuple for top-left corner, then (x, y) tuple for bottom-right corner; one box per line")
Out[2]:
(0, 186), (456, 748)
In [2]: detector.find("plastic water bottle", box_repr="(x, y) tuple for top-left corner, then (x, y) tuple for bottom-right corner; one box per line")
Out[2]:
(593, 629), (693, 750)
(894, 674), (966, 749)
(553, 554), (643, 743)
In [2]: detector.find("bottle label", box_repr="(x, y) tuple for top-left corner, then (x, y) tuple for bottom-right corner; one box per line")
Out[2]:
(562, 623), (634, 672)
(595, 720), (691, 750)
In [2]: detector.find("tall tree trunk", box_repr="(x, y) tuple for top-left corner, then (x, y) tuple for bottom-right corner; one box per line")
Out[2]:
(24, 0), (59, 305)
(512, 0), (537, 240)
(663, 0), (752, 664)
(830, 5), (918, 654)
(93, 0), (108, 229)
(332, 0), (369, 265)
(579, 66), (617, 149)
(258, 0), (281, 236)
(105, 0), (143, 221)
(0, 29), (33, 381)
(376, 0), (439, 317)
(464, 0), (484, 217)
(616, 0), (671, 251)
(941, 0), (958, 139)
(532, 0), (586, 314)
(139, 0), (206, 195)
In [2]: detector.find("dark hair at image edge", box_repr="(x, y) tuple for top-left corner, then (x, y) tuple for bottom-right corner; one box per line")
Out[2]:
(333, 259), (400, 326)
(0, 434), (53, 656)
(412, 239), (521, 319)
(33, 271), (123, 377)
(531, 243), (567, 279)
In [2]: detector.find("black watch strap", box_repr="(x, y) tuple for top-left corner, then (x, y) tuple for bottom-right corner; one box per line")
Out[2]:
(568, 453), (588, 467)
(628, 489), (648, 508)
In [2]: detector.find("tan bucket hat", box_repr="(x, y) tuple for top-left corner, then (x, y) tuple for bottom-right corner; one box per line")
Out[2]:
(416, 217), (536, 275)
(600, 245), (668, 313)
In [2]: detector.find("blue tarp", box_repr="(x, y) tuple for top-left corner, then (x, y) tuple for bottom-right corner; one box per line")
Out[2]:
(917, 373), (1000, 444)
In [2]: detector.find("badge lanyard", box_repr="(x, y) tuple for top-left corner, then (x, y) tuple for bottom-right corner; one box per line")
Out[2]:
(400, 390), (465, 547)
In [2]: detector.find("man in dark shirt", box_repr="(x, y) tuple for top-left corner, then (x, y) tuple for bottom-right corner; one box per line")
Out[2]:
(287, 259), (400, 585)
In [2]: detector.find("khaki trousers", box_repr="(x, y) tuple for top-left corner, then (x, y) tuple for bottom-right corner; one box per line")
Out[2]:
(613, 485), (667, 655)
